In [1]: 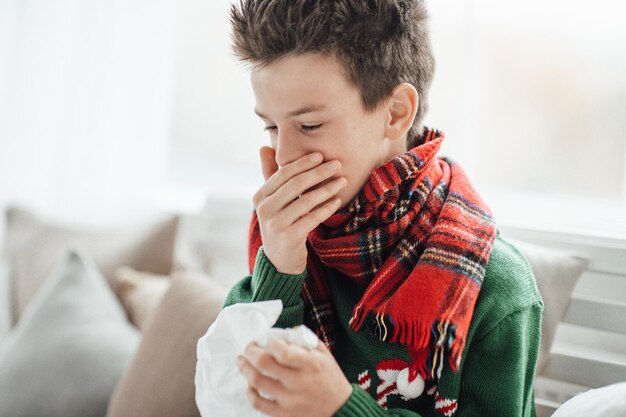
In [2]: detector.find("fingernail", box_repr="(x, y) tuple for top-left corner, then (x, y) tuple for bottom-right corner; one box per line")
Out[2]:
(337, 177), (348, 187)
(309, 153), (322, 163)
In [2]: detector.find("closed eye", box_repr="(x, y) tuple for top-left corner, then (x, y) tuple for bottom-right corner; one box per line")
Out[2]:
(264, 124), (323, 133)
(302, 124), (322, 132)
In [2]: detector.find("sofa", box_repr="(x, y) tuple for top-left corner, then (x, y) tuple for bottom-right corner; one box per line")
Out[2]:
(0, 196), (608, 417)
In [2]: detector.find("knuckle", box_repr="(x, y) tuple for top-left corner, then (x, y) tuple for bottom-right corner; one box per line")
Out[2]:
(252, 191), (262, 207)
(275, 349), (291, 364)
(256, 201), (269, 217)
(265, 218), (277, 231)
(311, 360), (324, 373)
(257, 353), (273, 370)
(287, 176), (306, 193)
(276, 229), (290, 241)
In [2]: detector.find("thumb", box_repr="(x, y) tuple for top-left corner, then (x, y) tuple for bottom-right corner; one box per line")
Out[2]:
(259, 146), (278, 181)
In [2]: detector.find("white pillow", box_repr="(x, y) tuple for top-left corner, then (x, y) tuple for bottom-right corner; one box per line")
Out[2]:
(174, 196), (252, 288)
(0, 248), (140, 417)
(552, 382), (626, 417)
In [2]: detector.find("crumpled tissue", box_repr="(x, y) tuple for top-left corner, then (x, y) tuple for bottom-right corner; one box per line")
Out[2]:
(195, 300), (319, 417)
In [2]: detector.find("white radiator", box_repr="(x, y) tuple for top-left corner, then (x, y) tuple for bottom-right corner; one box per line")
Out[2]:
(501, 226), (626, 417)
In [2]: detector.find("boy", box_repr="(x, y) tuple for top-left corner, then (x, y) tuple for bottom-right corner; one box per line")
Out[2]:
(224, 1), (543, 416)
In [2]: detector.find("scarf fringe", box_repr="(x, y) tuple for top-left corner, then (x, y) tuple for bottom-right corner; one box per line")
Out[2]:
(350, 308), (464, 383)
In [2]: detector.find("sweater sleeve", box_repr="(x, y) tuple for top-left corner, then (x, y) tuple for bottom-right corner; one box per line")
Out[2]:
(456, 304), (543, 417)
(222, 246), (307, 328)
(334, 385), (423, 417)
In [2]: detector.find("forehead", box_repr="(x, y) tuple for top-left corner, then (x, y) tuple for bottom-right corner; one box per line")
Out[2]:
(251, 53), (361, 116)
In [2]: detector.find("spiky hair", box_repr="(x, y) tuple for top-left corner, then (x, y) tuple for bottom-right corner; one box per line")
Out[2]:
(230, 0), (435, 147)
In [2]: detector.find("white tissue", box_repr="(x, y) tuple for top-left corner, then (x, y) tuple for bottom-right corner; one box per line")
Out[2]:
(195, 300), (319, 417)
(260, 326), (319, 349)
(552, 382), (626, 417)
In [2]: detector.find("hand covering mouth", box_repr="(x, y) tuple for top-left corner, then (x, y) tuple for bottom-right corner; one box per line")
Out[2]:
(301, 176), (338, 197)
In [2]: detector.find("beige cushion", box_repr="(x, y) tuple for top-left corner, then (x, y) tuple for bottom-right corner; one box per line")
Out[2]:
(106, 270), (228, 417)
(112, 267), (172, 332)
(174, 196), (251, 288)
(3, 207), (178, 323)
(508, 238), (588, 374)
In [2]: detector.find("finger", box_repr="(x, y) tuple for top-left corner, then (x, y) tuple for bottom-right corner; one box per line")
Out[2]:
(292, 197), (342, 236)
(267, 339), (313, 369)
(269, 160), (342, 209)
(259, 152), (325, 198)
(237, 355), (286, 399)
(259, 146), (278, 181)
(244, 342), (298, 379)
(246, 384), (282, 416)
(281, 176), (347, 224)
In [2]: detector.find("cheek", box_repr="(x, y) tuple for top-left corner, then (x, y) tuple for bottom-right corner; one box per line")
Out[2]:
(342, 160), (372, 191)
(338, 140), (383, 189)
(319, 127), (357, 162)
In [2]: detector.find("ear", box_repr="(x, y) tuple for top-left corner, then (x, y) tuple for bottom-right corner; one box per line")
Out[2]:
(384, 83), (419, 141)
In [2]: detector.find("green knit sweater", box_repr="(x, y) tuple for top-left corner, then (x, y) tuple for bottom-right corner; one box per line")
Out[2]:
(223, 231), (543, 417)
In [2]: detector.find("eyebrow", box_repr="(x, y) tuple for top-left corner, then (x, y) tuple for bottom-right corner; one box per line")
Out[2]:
(254, 105), (327, 119)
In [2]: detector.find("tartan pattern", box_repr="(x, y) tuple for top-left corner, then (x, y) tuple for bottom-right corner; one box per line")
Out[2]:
(248, 129), (497, 382)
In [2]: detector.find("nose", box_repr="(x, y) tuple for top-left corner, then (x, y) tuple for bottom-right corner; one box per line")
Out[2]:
(274, 130), (305, 168)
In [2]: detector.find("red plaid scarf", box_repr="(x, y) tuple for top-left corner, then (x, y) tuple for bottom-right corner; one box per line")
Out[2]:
(248, 129), (497, 382)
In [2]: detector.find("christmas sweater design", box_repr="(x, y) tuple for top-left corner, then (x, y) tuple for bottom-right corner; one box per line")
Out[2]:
(356, 359), (458, 416)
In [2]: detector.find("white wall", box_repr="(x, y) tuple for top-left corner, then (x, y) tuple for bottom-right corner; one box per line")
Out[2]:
(164, 0), (626, 236)
(168, 0), (261, 196)
(0, 0), (176, 229)
(1, 0), (625, 239)
(427, 0), (626, 201)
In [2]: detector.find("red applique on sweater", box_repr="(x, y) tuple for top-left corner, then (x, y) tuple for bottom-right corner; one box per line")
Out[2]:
(427, 384), (458, 416)
(357, 359), (459, 415)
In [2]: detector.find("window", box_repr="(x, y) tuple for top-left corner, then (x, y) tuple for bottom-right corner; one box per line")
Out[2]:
(426, 0), (626, 237)
(168, 0), (626, 237)
(168, 0), (261, 198)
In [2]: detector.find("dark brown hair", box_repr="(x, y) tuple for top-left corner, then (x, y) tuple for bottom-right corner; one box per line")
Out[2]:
(230, 0), (435, 148)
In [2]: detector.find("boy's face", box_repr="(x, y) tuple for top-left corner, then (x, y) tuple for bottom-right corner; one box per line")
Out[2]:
(251, 53), (406, 209)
